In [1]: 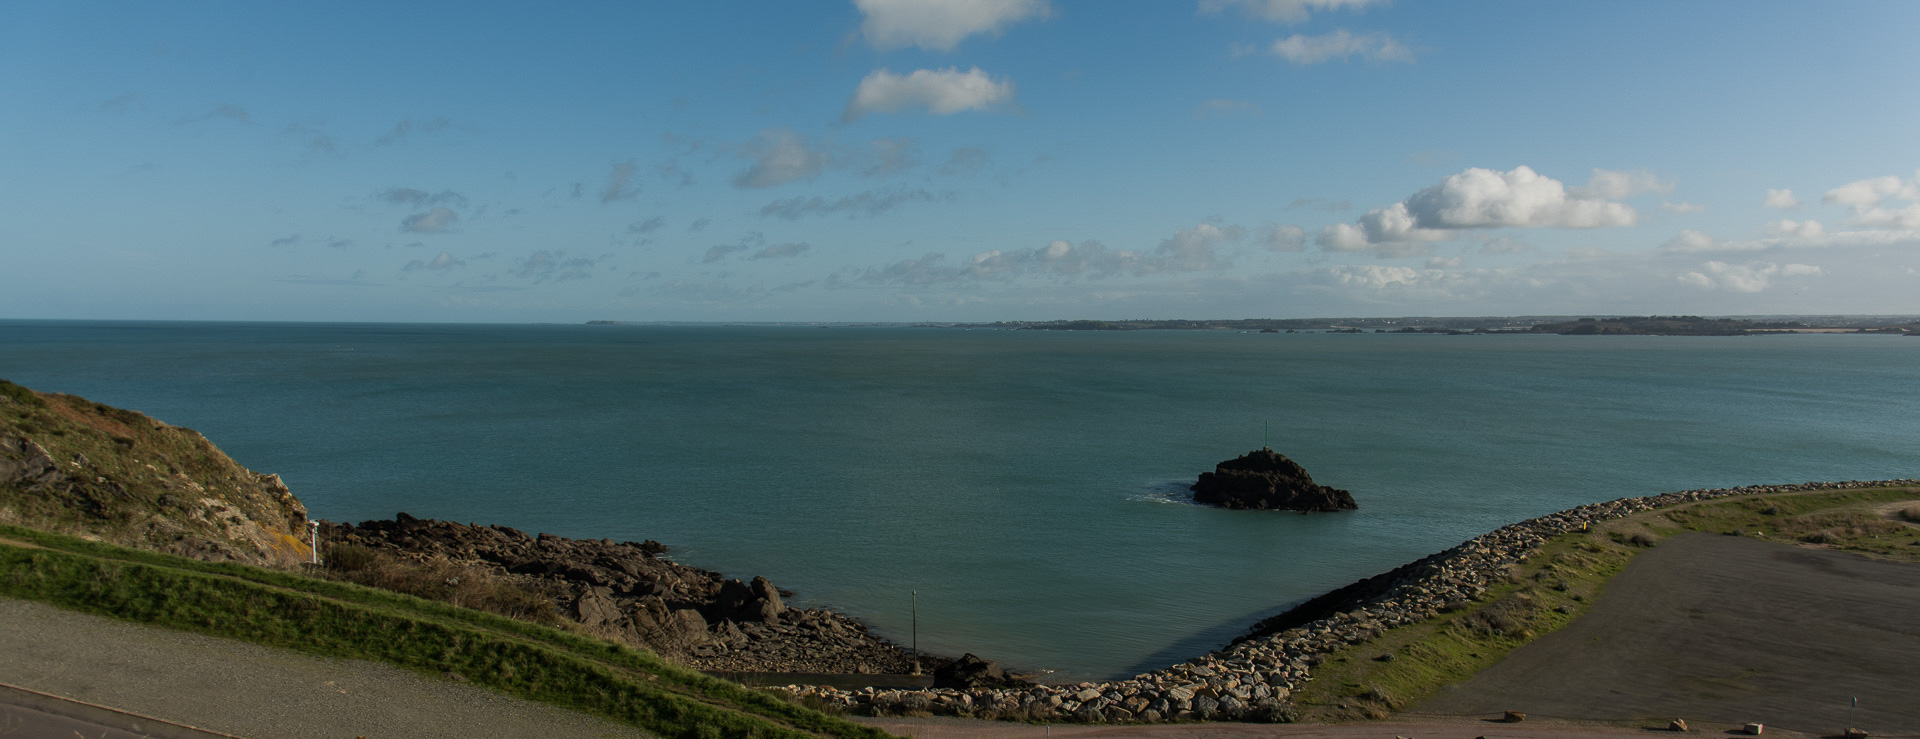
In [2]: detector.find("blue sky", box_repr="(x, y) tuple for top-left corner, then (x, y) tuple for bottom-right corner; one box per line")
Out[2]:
(5, 1), (1919, 323)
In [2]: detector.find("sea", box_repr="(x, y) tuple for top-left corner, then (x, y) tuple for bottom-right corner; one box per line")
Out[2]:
(2, 320), (1915, 681)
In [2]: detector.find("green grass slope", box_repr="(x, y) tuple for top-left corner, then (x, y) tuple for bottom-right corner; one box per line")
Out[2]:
(0, 523), (895, 739)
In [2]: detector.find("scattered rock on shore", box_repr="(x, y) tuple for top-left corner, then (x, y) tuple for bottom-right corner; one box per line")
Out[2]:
(322, 515), (925, 675)
(1191, 448), (1358, 512)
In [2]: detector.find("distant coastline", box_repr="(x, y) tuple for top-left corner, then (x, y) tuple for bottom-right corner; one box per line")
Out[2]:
(939, 315), (1920, 336)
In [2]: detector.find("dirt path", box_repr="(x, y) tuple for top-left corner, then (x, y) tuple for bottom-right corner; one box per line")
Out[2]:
(853, 715), (1697, 738)
(1414, 532), (1920, 736)
(0, 597), (651, 739)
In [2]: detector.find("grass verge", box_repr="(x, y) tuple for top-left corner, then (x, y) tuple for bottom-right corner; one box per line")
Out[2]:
(0, 523), (894, 739)
(1288, 485), (1920, 722)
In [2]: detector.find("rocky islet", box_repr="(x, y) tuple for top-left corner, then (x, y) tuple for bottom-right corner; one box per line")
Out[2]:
(1190, 448), (1358, 512)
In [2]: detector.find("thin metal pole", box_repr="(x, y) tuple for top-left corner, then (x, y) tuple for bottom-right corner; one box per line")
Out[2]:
(911, 590), (917, 655)
(1264, 421), (1269, 449)
(308, 521), (319, 565)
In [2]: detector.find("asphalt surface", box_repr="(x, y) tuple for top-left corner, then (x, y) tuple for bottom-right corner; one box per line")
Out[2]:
(1414, 532), (1920, 735)
(0, 597), (651, 739)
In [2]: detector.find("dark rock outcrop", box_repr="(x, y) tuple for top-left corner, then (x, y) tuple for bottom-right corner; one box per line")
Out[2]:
(931, 653), (1027, 690)
(323, 515), (923, 674)
(1190, 448), (1357, 512)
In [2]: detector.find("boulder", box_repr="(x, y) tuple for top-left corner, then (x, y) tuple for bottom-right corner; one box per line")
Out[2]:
(1191, 448), (1357, 512)
(932, 653), (1028, 689)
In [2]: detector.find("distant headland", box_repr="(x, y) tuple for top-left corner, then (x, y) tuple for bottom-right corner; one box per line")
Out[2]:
(945, 315), (1920, 336)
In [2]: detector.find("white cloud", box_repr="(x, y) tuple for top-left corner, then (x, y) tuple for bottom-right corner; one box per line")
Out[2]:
(1568, 169), (1673, 200)
(732, 128), (831, 189)
(1677, 261), (1820, 293)
(1822, 175), (1916, 207)
(1426, 256), (1463, 269)
(1659, 201), (1706, 214)
(1405, 166), (1639, 229)
(1199, 0), (1384, 23)
(1318, 166), (1638, 257)
(1153, 222), (1244, 272)
(844, 67), (1016, 122)
(1261, 224), (1306, 251)
(1252, 29), (1412, 65)
(1824, 172), (1920, 230)
(1765, 219), (1825, 239)
(400, 207), (459, 234)
(856, 0), (1050, 51)
(861, 138), (918, 177)
(1659, 229), (1723, 253)
(1764, 188), (1801, 210)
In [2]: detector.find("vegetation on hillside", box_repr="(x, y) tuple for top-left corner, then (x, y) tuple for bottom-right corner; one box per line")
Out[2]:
(0, 523), (894, 739)
(1, 379), (310, 566)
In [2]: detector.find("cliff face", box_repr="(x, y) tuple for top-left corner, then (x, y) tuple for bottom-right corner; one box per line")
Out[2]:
(1190, 448), (1358, 512)
(0, 380), (312, 567)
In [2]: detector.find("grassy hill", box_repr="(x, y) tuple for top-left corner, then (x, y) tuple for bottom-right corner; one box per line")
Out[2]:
(0, 522), (892, 738)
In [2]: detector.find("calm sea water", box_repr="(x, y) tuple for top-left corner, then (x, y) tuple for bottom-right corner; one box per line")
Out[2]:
(2, 320), (1916, 680)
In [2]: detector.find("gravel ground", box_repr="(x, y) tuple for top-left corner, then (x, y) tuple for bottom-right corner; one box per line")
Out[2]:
(0, 597), (652, 739)
(1414, 532), (1920, 736)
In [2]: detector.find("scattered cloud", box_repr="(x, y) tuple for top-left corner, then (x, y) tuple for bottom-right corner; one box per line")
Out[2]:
(1479, 236), (1530, 254)
(940, 147), (991, 177)
(860, 138), (919, 177)
(1764, 188), (1801, 210)
(1244, 29), (1412, 65)
(760, 185), (951, 220)
(401, 207), (460, 234)
(1568, 169), (1673, 200)
(1426, 256), (1464, 269)
(732, 128), (832, 188)
(403, 251), (465, 272)
(276, 274), (379, 287)
(1765, 219), (1825, 239)
(1283, 197), (1351, 213)
(1317, 166), (1639, 257)
(98, 93), (141, 115)
(378, 188), (468, 208)
(326, 237), (353, 249)
(627, 216), (667, 234)
(374, 117), (452, 146)
(1199, 0), (1385, 24)
(1193, 98), (1259, 120)
(854, 222), (1245, 286)
(688, 217), (712, 232)
(1824, 172), (1920, 229)
(1677, 261), (1820, 293)
(750, 242), (811, 260)
(703, 244), (750, 263)
(1659, 201), (1706, 214)
(601, 159), (641, 203)
(856, 0), (1051, 51)
(844, 67), (1016, 122)
(269, 234), (301, 247)
(1260, 224), (1306, 251)
(281, 123), (341, 156)
(1659, 229), (1721, 253)
(180, 103), (252, 126)
(511, 250), (601, 282)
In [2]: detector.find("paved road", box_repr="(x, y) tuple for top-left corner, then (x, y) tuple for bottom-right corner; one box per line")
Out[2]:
(1415, 532), (1920, 735)
(0, 597), (651, 739)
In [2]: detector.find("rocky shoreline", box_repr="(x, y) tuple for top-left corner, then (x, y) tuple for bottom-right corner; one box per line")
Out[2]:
(322, 515), (926, 675)
(778, 478), (1919, 723)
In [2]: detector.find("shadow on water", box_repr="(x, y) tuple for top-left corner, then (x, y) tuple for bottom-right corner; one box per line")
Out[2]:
(1109, 598), (1310, 679)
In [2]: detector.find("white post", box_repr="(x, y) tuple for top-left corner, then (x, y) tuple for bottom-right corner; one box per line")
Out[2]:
(308, 520), (320, 565)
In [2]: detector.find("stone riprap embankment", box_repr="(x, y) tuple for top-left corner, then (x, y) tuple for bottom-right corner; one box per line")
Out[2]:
(323, 515), (923, 675)
(782, 479), (1919, 723)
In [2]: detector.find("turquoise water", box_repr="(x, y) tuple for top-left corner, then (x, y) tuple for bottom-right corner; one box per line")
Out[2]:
(2, 320), (1916, 680)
